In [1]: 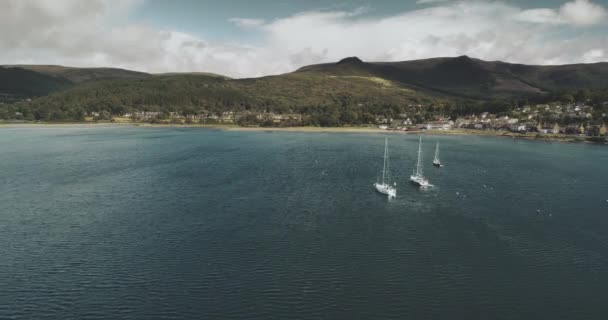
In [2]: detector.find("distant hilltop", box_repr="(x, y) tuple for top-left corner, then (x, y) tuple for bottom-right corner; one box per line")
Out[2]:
(336, 56), (365, 65)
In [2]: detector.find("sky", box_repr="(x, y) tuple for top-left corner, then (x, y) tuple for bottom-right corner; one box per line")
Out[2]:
(1, 0), (608, 78)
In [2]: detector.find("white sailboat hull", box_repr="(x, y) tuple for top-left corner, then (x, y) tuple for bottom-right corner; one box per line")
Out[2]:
(410, 174), (431, 187)
(374, 182), (396, 198)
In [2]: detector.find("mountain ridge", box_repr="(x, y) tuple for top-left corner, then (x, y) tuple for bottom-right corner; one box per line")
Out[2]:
(2, 56), (608, 122)
(297, 56), (608, 99)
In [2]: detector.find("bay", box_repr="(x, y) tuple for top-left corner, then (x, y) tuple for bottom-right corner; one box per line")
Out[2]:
(1, 127), (607, 319)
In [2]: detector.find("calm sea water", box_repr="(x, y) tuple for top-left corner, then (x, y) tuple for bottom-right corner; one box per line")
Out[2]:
(1, 127), (607, 319)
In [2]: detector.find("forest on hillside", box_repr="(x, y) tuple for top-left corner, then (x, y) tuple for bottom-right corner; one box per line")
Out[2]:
(2, 64), (608, 126)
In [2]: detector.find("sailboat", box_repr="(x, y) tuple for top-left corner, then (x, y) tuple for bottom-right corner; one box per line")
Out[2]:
(433, 141), (443, 167)
(410, 136), (431, 187)
(374, 137), (397, 199)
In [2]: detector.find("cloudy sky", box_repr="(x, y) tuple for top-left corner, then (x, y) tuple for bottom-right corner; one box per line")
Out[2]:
(1, 0), (607, 77)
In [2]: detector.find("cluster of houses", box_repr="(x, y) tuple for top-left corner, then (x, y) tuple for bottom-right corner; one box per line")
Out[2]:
(254, 113), (303, 123)
(378, 117), (455, 131)
(514, 104), (596, 120)
(377, 104), (607, 137)
(82, 102), (606, 136)
(117, 111), (303, 124)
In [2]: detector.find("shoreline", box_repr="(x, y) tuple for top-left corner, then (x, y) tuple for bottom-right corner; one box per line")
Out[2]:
(227, 126), (603, 144)
(1, 121), (604, 144)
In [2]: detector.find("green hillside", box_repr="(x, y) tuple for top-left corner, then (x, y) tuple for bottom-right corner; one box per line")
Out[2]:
(3, 71), (443, 122)
(0, 65), (148, 103)
(5, 65), (148, 83)
(3, 56), (608, 123)
(0, 67), (72, 103)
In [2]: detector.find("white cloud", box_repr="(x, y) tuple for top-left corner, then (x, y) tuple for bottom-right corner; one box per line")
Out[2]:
(516, 0), (607, 25)
(582, 49), (605, 62)
(228, 18), (266, 28)
(559, 0), (607, 25)
(1, 0), (607, 78)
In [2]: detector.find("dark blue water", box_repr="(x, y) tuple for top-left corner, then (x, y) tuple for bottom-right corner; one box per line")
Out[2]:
(1, 127), (607, 319)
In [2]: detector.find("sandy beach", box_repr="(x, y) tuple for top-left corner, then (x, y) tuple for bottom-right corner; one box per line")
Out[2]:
(225, 126), (597, 143)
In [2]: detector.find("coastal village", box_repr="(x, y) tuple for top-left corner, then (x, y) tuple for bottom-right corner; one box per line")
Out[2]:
(77, 101), (608, 138)
(377, 103), (607, 137)
(119, 111), (303, 124)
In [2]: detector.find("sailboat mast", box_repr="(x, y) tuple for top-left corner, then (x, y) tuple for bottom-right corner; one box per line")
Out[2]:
(382, 138), (387, 184)
(386, 138), (390, 183)
(416, 136), (423, 176)
(435, 142), (439, 161)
